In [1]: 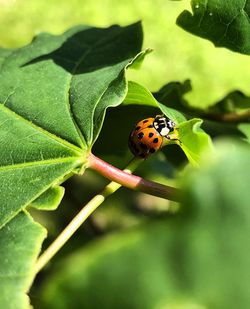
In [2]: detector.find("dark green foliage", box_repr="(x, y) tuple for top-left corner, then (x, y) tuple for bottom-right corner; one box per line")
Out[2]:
(177, 0), (250, 55)
(0, 212), (46, 309)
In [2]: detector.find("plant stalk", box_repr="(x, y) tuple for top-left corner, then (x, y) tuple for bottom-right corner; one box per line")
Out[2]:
(35, 157), (140, 274)
(202, 109), (250, 122)
(88, 153), (180, 202)
(35, 154), (180, 273)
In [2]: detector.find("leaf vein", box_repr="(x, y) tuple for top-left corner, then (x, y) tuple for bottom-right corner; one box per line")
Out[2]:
(0, 104), (83, 155)
(0, 157), (82, 172)
(67, 26), (126, 145)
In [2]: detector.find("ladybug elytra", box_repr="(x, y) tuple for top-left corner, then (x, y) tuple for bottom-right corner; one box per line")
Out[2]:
(128, 115), (176, 158)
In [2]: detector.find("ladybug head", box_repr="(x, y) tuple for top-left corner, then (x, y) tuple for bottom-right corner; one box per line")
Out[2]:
(166, 119), (175, 131)
(153, 115), (175, 136)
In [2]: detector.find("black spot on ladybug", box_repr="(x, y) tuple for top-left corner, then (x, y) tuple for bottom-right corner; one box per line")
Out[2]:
(147, 125), (153, 128)
(143, 119), (149, 123)
(135, 126), (141, 131)
(137, 132), (144, 139)
(128, 140), (140, 155)
(153, 138), (159, 143)
(140, 142), (148, 150)
(148, 132), (154, 138)
(130, 141), (136, 148)
(149, 148), (156, 153)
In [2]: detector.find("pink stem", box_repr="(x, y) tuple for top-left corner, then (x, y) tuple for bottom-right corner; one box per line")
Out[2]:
(88, 153), (180, 202)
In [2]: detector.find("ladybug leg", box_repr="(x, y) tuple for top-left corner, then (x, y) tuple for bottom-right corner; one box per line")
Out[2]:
(165, 134), (182, 145)
(173, 138), (182, 146)
(171, 128), (182, 145)
(155, 114), (164, 118)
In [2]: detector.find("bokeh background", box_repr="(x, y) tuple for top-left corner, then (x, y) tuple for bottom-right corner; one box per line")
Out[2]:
(1, 1), (250, 308)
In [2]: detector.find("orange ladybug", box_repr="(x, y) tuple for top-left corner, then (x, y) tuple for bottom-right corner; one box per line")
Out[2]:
(128, 115), (175, 158)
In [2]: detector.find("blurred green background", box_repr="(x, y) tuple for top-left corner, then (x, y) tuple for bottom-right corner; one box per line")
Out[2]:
(1, 0), (250, 108)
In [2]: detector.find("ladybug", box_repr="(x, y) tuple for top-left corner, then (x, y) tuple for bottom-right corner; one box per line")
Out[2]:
(128, 115), (176, 158)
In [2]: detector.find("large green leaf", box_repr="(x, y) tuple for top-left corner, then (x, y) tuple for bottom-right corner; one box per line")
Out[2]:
(0, 23), (143, 227)
(177, 0), (250, 55)
(0, 211), (46, 309)
(37, 141), (250, 309)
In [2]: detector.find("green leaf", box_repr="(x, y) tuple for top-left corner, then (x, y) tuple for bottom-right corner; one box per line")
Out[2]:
(0, 48), (13, 69)
(0, 211), (46, 309)
(0, 23), (143, 226)
(177, 0), (250, 55)
(37, 141), (250, 309)
(124, 81), (186, 123)
(238, 123), (250, 143)
(178, 118), (214, 166)
(128, 48), (153, 70)
(0, 100), (83, 227)
(29, 186), (65, 211)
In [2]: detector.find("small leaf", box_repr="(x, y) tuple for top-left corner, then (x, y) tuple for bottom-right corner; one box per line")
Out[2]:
(178, 118), (214, 166)
(238, 123), (250, 143)
(177, 0), (250, 55)
(29, 186), (65, 211)
(128, 48), (153, 70)
(124, 81), (186, 123)
(0, 211), (46, 309)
